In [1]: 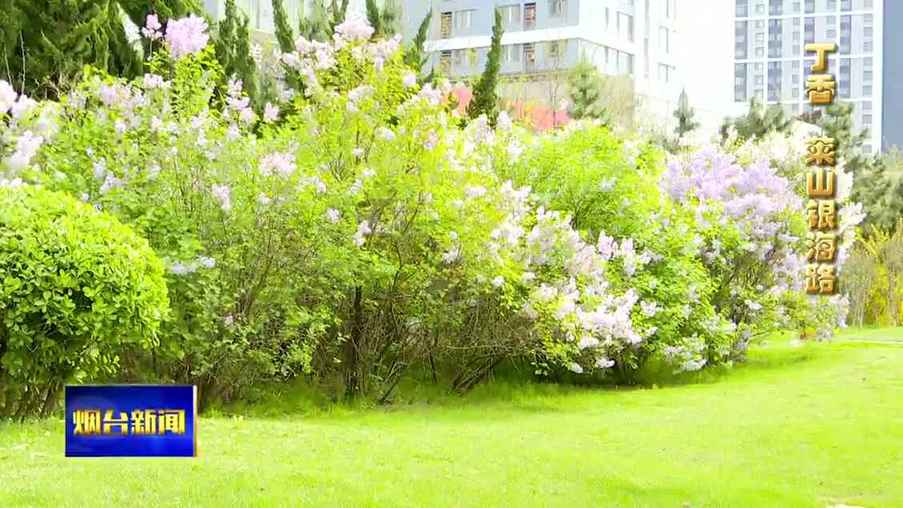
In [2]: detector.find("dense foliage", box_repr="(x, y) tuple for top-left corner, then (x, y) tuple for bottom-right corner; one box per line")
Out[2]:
(0, 15), (863, 414)
(0, 186), (168, 418)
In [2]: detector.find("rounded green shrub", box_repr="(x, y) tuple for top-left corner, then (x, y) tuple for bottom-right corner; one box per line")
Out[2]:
(0, 185), (168, 418)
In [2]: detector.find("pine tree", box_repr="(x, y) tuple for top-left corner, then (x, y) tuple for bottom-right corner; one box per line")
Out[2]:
(467, 9), (503, 125)
(673, 88), (700, 139)
(566, 60), (608, 122)
(817, 101), (870, 174)
(272, 0), (296, 54)
(403, 11), (432, 77)
(720, 97), (791, 142)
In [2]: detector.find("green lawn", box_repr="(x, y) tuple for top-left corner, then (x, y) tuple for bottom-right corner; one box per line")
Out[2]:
(2, 328), (903, 507)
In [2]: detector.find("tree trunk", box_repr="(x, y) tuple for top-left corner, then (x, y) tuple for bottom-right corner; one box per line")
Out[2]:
(344, 286), (363, 399)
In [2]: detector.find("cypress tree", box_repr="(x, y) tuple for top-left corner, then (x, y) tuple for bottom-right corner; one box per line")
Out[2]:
(366, 0), (401, 39)
(403, 11), (432, 76)
(467, 8), (503, 126)
(301, 0), (331, 42)
(215, 0), (259, 107)
(272, 0), (295, 54)
(1, 0), (146, 98)
(673, 88), (700, 139)
(566, 60), (608, 122)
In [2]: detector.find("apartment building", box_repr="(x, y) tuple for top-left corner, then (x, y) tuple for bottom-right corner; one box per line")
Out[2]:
(733, 0), (888, 152)
(400, 0), (681, 128)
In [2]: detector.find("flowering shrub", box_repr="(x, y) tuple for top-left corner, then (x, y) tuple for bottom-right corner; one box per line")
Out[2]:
(0, 15), (861, 406)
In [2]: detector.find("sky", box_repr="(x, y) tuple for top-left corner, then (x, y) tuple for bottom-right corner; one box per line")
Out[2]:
(675, 0), (744, 133)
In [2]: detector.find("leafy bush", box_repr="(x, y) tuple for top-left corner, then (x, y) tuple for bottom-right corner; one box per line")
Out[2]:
(0, 185), (168, 418)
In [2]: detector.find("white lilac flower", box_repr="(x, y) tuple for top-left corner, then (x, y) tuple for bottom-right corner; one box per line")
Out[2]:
(567, 362), (584, 374)
(257, 193), (272, 206)
(165, 15), (210, 59)
(143, 73), (166, 89)
(263, 102), (280, 123)
(402, 71), (418, 88)
(491, 276), (505, 288)
(197, 256), (216, 269)
(578, 336), (599, 350)
(5, 131), (44, 171)
(10, 95), (36, 119)
(464, 185), (487, 199)
(640, 300), (659, 317)
(0, 80), (17, 113)
(223, 315), (235, 326)
(260, 152), (296, 177)
(353, 220), (372, 247)
(595, 357), (615, 369)
(377, 127), (396, 141)
(325, 208), (341, 224)
(442, 246), (461, 264)
(211, 184), (232, 211)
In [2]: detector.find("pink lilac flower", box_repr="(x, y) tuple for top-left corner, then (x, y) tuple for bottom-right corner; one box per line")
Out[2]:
(334, 17), (375, 41)
(141, 13), (163, 40)
(165, 15), (209, 59)
(260, 152), (296, 177)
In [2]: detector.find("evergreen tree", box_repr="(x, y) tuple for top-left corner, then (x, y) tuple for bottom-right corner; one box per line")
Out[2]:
(366, 0), (402, 39)
(300, 0), (331, 42)
(467, 8), (503, 126)
(1, 0), (144, 98)
(566, 60), (609, 122)
(817, 101), (871, 174)
(215, 0), (259, 106)
(719, 97), (791, 143)
(272, 0), (296, 54)
(403, 11), (432, 77)
(673, 88), (700, 139)
(330, 0), (350, 31)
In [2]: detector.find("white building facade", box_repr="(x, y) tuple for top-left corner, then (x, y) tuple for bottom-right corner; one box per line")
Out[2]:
(400, 0), (682, 129)
(734, 0), (883, 152)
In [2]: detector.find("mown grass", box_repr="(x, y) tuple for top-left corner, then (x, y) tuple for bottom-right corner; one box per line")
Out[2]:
(1, 327), (902, 507)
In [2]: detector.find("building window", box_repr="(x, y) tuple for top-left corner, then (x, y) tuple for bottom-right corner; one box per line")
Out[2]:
(657, 63), (673, 83)
(524, 43), (536, 70)
(499, 5), (522, 29)
(547, 40), (566, 60)
(524, 3), (537, 30)
(440, 12), (452, 38)
(617, 13), (635, 42)
(453, 49), (464, 67)
(502, 44), (521, 64)
(440, 50), (452, 73)
(453, 10), (473, 34)
(550, 0), (567, 17)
